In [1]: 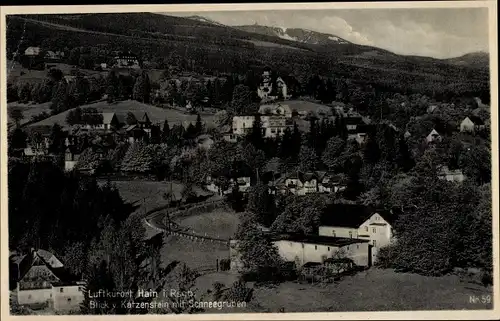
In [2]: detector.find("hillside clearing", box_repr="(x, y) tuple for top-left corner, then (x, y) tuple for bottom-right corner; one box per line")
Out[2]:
(28, 99), (217, 128)
(176, 210), (241, 240)
(7, 102), (52, 126)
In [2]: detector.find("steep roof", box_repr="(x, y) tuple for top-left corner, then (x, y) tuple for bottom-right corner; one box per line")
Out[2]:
(320, 204), (374, 228)
(271, 233), (369, 247)
(465, 115), (485, 126)
(321, 205), (398, 228)
(428, 129), (441, 137)
(16, 249), (79, 287)
(102, 112), (116, 125)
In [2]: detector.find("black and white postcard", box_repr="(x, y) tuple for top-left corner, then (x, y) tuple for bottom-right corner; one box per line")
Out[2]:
(1, 2), (498, 320)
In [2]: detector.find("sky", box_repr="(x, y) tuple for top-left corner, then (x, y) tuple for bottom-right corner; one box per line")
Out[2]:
(168, 8), (489, 59)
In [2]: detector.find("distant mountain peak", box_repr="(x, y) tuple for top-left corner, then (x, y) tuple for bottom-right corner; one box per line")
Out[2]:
(233, 24), (351, 45)
(185, 15), (225, 27)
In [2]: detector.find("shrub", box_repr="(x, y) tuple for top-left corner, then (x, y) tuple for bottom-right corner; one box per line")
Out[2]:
(224, 280), (253, 303)
(219, 258), (230, 271)
(374, 244), (398, 269)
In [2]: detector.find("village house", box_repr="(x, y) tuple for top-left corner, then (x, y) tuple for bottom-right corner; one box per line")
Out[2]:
(22, 127), (52, 159)
(427, 104), (439, 114)
(232, 115), (292, 138)
(272, 171), (347, 196)
(460, 116), (486, 133)
(346, 119), (371, 145)
(426, 129), (442, 143)
(232, 115), (255, 136)
(316, 172), (347, 193)
(205, 162), (253, 195)
(437, 165), (466, 183)
(258, 103), (293, 118)
(83, 112), (120, 130)
(257, 71), (289, 101)
(114, 52), (140, 69)
(195, 134), (215, 150)
(318, 204), (398, 264)
(24, 47), (41, 56)
(261, 116), (294, 138)
(64, 145), (81, 172)
(115, 112), (153, 143)
(219, 125), (238, 143)
(44, 51), (65, 62)
(11, 249), (85, 313)
(344, 113), (365, 131)
(63, 75), (77, 84)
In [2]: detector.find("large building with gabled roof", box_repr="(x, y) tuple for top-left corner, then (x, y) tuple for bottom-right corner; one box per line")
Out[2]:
(11, 249), (85, 312)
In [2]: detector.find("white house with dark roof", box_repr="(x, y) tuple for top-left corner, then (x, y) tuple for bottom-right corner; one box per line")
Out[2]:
(427, 104), (439, 114)
(318, 204), (398, 263)
(272, 171), (346, 196)
(258, 103), (293, 118)
(460, 116), (486, 133)
(426, 129), (442, 143)
(24, 47), (41, 56)
(12, 249), (85, 312)
(230, 234), (370, 272)
(232, 115), (292, 138)
(437, 165), (466, 183)
(271, 234), (370, 268)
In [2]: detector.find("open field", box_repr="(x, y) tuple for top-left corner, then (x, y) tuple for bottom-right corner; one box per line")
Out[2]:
(97, 179), (184, 215)
(7, 60), (105, 83)
(28, 99), (216, 128)
(245, 268), (493, 312)
(7, 102), (52, 126)
(176, 210), (241, 240)
(157, 209), (241, 270)
(160, 234), (230, 270)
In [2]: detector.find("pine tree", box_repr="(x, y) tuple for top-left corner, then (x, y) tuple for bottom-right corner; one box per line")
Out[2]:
(69, 74), (90, 106)
(248, 114), (264, 150)
(48, 123), (65, 155)
(105, 71), (120, 103)
(51, 80), (69, 113)
(195, 113), (203, 135)
(298, 144), (319, 172)
(18, 82), (32, 103)
(161, 119), (170, 143)
(81, 260), (120, 315)
(132, 71), (151, 103)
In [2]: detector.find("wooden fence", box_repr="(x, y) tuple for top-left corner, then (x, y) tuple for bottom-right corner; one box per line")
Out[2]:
(144, 199), (230, 246)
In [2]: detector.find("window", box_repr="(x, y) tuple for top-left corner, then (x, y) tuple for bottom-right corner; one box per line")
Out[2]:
(375, 216), (379, 221)
(365, 226), (368, 232)
(349, 231), (353, 238)
(346, 246), (349, 250)
(67, 298), (72, 302)
(60, 288), (64, 293)
(356, 245), (359, 249)
(315, 245), (317, 250)
(332, 230), (336, 237)
(373, 240), (377, 247)
(328, 247), (330, 251)
(373, 228), (376, 233)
